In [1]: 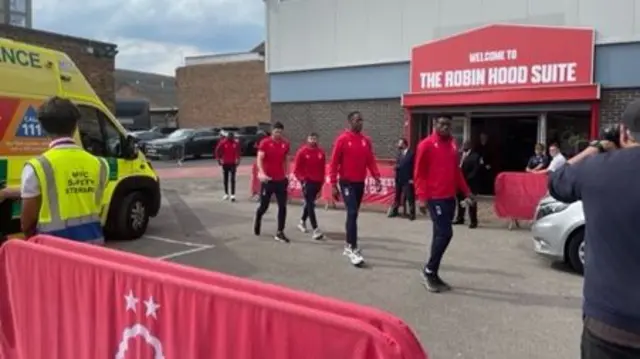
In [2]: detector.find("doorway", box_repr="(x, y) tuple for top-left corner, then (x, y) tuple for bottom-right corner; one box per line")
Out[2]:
(471, 115), (539, 194)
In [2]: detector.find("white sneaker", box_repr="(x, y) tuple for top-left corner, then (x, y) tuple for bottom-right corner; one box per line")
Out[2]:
(343, 246), (364, 266)
(297, 221), (308, 233)
(312, 229), (324, 240)
(222, 194), (230, 201)
(230, 195), (236, 202)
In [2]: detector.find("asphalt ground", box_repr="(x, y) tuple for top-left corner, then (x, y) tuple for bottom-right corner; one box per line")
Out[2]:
(110, 158), (584, 359)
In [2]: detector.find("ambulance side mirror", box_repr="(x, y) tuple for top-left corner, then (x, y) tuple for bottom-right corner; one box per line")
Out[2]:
(123, 135), (139, 159)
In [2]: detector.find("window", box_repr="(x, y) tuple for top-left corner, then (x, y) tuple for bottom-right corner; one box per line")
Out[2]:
(167, 129), (194, 139)
(77, 105), (125, 158)
(102, 116), (124, 157)
(239, 126), (258, 135)
(135, 132), (160, 141)
(194, 131), (215, 138)
(9, 13), (25, 27)
(78, 107), (105, 156)
(9, 0), (26, 12)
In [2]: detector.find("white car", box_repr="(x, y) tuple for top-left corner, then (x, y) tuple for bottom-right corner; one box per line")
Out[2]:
(531, 195), (585, 274)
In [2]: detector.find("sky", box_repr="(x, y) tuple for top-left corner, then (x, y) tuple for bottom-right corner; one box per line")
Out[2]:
(32, 0), (265, 76)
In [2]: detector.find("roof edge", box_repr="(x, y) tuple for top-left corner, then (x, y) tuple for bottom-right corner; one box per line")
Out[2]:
(0, 24), (116, 48)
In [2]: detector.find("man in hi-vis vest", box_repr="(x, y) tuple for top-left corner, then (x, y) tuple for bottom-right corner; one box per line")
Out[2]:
(20, 97), (108, 244)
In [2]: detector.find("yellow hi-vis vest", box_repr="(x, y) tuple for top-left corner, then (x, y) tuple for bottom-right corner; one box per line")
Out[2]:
(28, 147), (108, 243)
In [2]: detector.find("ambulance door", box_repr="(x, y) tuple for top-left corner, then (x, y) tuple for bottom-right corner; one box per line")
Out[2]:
(74, 104), (134, 216)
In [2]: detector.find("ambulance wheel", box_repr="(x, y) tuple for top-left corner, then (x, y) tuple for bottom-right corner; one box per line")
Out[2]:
(116, 191), (149, 240)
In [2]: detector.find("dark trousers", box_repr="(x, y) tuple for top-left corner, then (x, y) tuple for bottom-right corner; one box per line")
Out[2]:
(0, 198), (14, 245)
(222, 164), (237, 195)
(301, 181), (321, 229)
(455, 191), (478, 224)
(391, 180), (416, 215)
(339, 181), (365, 248)
(582, 327), (640, 359)
(425, 198), (456, 273)
(256, 180), (288, 232)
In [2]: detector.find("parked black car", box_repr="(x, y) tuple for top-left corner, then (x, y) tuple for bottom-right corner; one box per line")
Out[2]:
(235, 126), (268, 156)
(145, 128), (219, 160)
(129, 130), (167, 153)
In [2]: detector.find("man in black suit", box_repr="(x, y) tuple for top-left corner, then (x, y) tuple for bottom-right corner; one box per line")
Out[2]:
(388, 138), (416, 220)
(454, 140), (480, 228)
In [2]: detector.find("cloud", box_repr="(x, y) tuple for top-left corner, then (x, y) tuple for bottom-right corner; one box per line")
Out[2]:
(32, 0), (265, 75)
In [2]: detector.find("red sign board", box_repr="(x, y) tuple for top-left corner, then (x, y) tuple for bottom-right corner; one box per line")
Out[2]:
(409, 24), (594, 94)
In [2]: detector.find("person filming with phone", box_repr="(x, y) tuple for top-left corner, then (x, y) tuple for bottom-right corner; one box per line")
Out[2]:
(548, 99), (640, 358)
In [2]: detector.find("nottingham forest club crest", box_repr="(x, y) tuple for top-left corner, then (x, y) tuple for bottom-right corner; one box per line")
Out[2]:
(116, 290), (165, 359)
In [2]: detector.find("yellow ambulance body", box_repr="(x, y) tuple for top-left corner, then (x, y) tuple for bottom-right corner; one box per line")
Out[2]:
(0, 38), (160, 240)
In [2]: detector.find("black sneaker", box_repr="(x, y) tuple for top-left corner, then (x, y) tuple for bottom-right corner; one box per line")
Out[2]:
(421, 270), (442, 292)
(421, 270), (451, 292)
(453, 219), (464, 225)
(468, 222), (478, 229)
(434, 275), (452, 291)
(253, 215), (262, 236)
(408, 213), (416, 221)
(274, 231), (290, 243)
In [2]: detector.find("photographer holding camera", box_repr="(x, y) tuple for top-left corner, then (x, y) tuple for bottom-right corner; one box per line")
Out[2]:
(548, 100), (640, 358)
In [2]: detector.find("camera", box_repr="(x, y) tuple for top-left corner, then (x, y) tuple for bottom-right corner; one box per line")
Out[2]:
(601, 124), (621, 148)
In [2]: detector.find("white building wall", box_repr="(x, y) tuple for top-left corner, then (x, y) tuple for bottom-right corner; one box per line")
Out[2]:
(266, 0), (640, 73)
(185, 52), (263, 66)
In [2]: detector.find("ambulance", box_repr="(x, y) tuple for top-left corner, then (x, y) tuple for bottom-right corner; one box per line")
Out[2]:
(0, 38), (161, 240)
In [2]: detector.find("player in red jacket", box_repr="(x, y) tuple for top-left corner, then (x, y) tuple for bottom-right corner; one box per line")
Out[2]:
(329, 111), (381, 267)
(215, 131), (242, 201)
(254, 122), (291, 243)
(414, 115), (472, 292)
(293, 132), (326, 240)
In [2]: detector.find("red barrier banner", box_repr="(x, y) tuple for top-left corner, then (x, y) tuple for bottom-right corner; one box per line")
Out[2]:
(251, 161), (398, 207)
(494, 172), (548, 220)
(0, 240), (412, 359)
(30, 235), (426, 359)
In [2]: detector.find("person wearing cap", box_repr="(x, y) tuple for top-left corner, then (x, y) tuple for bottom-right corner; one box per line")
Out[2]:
(548, 99), (640, 357)
(20, 97), (109, 243)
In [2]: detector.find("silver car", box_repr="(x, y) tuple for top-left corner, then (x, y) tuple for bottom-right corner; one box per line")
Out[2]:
(531, 195), (585, 274)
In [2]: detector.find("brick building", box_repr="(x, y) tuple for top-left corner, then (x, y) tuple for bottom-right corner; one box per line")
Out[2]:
(0, 24), (116, 111)
(115, 69), (177, 108)
(176, 42), (269, 128)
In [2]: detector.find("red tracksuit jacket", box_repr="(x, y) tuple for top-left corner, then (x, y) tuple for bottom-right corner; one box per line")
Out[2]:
(329, 130), (380, 184)
(215, 138), (241, 165)
(413, 133), (470, 201)
(293, 144), (326, 183)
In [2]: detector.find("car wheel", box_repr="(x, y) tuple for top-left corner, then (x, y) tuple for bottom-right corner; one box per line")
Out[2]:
(114, 191), (150, 240)
(566, 227), (585, 274)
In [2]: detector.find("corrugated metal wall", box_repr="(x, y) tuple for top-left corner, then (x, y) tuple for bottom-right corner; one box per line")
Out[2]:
(267, 0), (640, 73)
(270, 42), (640, 103)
